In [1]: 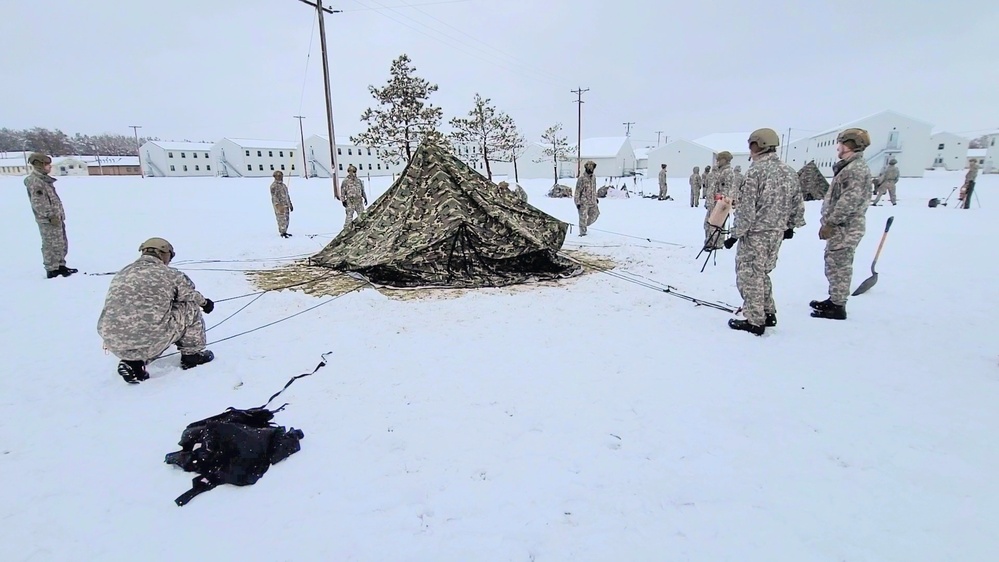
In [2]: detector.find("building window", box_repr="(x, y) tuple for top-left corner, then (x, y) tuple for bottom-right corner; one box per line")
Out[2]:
(367, 148), (371, 156)
(281, 164), (286, 170)
(348, 148), (353, 156)
(168, 152), (174, 158)
(195, 165), (200, 171)
(279, 151), (284, 157)
(290, 151), (294, 158)
(170, 165), (176, 171)
(193, 153), (198, 158)
(938, 143), (945, 150)
(291, 164), (295, 170)
(270, 164), (275, 171)
(257, 151), (262, 157)
(204, 153), (209, 159)
(377, 163), (381, 170)
(245, 150), (250, 157)
(339, 163), (343, 171)
(337, 148), (342, 155)
(183, 165), (188, 171)
(181, 153), (186, 158)
(247, 165), (252, 171)
(207, 165), (211, 171)
(368, 163), (372, 170)
(269, 151), (273, 157)
(259, 165), (264, 171)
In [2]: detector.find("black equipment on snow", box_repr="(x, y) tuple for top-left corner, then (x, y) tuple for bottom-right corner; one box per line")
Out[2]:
(928, 198), (940, 208)
(164, 352), (331, 506)
(852, 216), (894, 296)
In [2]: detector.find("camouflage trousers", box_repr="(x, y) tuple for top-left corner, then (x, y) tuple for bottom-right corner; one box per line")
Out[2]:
(824, 222), (866, 305)
(659, 183), (668, 199)
(690, 186), (699, 207)
(344, 198), (364, 228)
(703, 204), (725, 250)
(273, 204), (290, 235)
(36, 219), (68, 271)
(735, 231), (783, 326)
(577, 203), (599, 235)
(107, 301), (206, 362)
(872, 181), (896, 205)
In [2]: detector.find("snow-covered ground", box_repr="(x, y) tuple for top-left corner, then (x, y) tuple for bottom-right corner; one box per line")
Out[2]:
(1, 170), (997, 561)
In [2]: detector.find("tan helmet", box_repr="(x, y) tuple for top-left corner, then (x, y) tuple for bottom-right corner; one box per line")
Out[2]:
(693, 166), (700, 172)
(28, 152), (52, 166)
(837, 128), (871, 150)
(735, 165), (742, 172)
(273, 170), (283, 178)
(138, 237), (175, 259)
(716, 151), (733, 163)
(498, 181), (509, 188)
(347, 164), (357, 173)
(747, 128), (780, 151)
(888, 158), (897, 165)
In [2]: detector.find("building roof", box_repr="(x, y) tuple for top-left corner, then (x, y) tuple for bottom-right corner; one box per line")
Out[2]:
(146, 141), (215, 151)
(0, 156), (28, 167)
(930, 131), (968, 140)
(647, 138), (716, 155)
(223, 138), (299, 150)
(968, 148), (987, 157)
(692, 132), (750, 154)
(575, 137), (630, 158)
(306, 134), (357, 146)
(633, 146), (652, 160)
(84, 156), (140, 166)
(813, 110), (934, 138)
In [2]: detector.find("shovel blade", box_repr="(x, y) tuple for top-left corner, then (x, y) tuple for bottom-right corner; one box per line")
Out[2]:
(852, 273), (878, 296)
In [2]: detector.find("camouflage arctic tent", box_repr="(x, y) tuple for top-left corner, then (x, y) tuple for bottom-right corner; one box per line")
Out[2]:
(309, 140), (579, 288)
(798, 161), (830, 201)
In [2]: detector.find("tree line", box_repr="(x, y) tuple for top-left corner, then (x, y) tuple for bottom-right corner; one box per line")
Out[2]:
(0, 127), (159, 157)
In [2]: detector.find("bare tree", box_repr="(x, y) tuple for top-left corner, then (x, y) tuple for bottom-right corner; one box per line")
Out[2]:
(351, 54), (443, 165)
(449, 93), (516, 181)
(498, 126), (526, 184)
(535, 123), (571, 184)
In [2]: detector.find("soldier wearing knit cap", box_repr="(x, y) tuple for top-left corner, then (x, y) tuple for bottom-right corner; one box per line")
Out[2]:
(24, 152), (76, 278)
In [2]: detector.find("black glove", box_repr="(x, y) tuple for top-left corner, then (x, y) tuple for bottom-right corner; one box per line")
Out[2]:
(201, 299), (214, 314)
(783, 228), (794, 240)
(723, 237), (737, 249)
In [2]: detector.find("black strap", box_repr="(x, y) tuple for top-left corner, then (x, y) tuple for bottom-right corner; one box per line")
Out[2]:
(259, 351), (332, 409)
(175, 476), (217, 507)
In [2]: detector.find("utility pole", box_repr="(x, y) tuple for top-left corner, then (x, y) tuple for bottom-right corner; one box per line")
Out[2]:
(297, 0), (342, 199)
(129, 125), (144, 178)
(785, 127), (792, 161)
(293, 115), (309, 178)
(623, 122), (635, 137)
(571, 87), (589, 175)
(654, 130), (665, 146)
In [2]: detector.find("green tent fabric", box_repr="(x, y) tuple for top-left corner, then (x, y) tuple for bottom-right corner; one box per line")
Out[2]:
(798, 161), (830, 201)
(309, 140), (580, 288)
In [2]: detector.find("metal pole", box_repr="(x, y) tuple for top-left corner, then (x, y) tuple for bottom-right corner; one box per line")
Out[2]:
(315, 0), (341, 199)
(294, 115), (308, 178)
(572, 87), (588, 175)
(623, 122), (635, 137)
(129, 125), (144, 178)
(654, 130), (664, 146)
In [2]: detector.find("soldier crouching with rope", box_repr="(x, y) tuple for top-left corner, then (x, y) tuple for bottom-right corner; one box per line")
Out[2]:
(97, 238), (215, 384)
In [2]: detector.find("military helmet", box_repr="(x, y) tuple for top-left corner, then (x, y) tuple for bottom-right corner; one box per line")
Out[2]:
(273, 170), (283, 178)
(716, 151), (733, 163)
(347, 164), (357, 173)
(889, 158), (897, 165)
(498, 181), (509, 188)
(837, 128), (871, 150)
(748, 128), (780, 151)
(28, 152), (52, 166)
(139, 237), (175, 259)
(693, 166), (700, 172)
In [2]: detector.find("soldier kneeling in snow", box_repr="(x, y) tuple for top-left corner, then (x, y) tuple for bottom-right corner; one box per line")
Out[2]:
(97, 238), (215, 384)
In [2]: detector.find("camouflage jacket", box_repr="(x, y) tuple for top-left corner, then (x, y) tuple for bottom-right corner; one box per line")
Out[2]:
(689, 173), (702, 192)
(341, 174), (366, 203)
(966, 164), (978, 182)
(710, 164), (737, 201)
(24, 170), (65, 223)
(97, 255), (207, 356)
(822, 152), (872, 228)
(514, 185), (529, 202)
(732, 153), (805, 238)
(270, 181), (291, 208)
(658, 168), (668, 186)
(879, 164), (899, 185)
(702, 171), (713, 200)
(733, 169), (744, 192)
(574, 172), (597, 206)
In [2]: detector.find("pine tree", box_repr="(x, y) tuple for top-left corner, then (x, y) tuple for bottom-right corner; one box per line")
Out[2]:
(449, 93), (516, 181)
(535, 123), (571, 184)
(497, 126), (526, 184)
(351, 54), (443, 165)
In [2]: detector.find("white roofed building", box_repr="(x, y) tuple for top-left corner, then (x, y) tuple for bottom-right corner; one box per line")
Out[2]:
(693, 132), (752, 166)
(568, 136), (636, 178)
(0, 153), (30, 176)
(510, 142), (575, 182)
(980, 130), (999, 173)
(967, 148), (987, 168)
(140, 141), (215, 177)
(84, 156), (142, 176)
(646, 139), (717, 179)
(212, 138), (300, 178)
(50, 156), (89, 177)
(302, 135), (406, 179)
(928, 132), (969, 171)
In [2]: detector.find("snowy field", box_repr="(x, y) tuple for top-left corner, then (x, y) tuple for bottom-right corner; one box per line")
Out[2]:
(1, 170), (997, 561)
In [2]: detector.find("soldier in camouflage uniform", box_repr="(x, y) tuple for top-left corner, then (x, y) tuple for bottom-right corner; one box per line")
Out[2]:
(811, 128), (873, 320)
(574, 160), (599, 236)
(872, 158), (900, 206)
(97, 238), (215, 383)
(702, 152), (737, 249)
(701, 165), (712, 206)
(689, 166), (702, 207)
(341, 164), (368, 228)
(723, 129), (805, 336)
(733, 165), (744, 194)
(499, 180), (528, 203)
(24, 152), (77, 278)
(658, 164), (670, 200)
(270, 170), (294, 237)
(966, 159), (979, 185)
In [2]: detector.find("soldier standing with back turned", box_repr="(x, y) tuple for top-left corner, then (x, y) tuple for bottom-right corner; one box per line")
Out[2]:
(871, 158), (899, 206)
(24, 152), (77, 279)
(658, 164), (670, 200)
(689, 166), (702, 207)
(270, 170), (294, 237)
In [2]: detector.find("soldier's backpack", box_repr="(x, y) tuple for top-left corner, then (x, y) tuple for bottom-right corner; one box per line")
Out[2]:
(164, 352), (330, 506)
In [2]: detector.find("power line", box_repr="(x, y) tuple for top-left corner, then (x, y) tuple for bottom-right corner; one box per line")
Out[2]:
(623, 122), (635, 137)
(338, 0), (474, 11)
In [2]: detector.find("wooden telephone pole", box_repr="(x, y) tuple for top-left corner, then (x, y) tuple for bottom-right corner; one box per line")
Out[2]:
(129, 125), (144, 178)
(293, 115), (308, 178)
(297, 0), (341, 199)
(623, 122), (635, 137)
(572, 87), (589, 175)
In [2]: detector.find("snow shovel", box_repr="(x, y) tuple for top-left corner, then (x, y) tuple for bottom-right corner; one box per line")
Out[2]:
(852, 216), (894, 296)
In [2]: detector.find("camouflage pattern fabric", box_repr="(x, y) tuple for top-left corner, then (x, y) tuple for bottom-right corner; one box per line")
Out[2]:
(966, 160), (979, 183)
(701, 170), (713, 207)
(711, 163), (737, 201)
(702, 164), (736, 249)
(97, 255), (208, 361)
(310, 140), (576, 288)
(735, 231), (783, 326)
(798, 161), (830, 201)
(25, 169), (68, 271)
(597, 185), (610, 198)
(575, 171), (599, 235)
(872, 163), (899, 205)
(514, 184), (529, 203)
(689, 171), (702, 207)
(733, 166), (744, 196)
(341, 173), (367, 228)
(658, 167), (669, 199)
(822, 152), (872, 305)
(547, 184), (573, 198)
(270, 180), (292, 235)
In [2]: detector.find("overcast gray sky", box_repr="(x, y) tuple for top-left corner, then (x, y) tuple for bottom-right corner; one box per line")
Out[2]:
(3, 0), (997, 147)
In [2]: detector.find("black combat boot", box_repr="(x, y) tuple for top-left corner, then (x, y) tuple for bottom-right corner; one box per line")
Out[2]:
(46, 270), (61, 279)
(181, 350), (215, 370)
(58, 266), (78, 277)
(810, 298), (836, 311)
(117, 360), (149, 384)
(728, 318), (765, 336)
(810, 303), (847, 320)
(765, 313), (777, 327)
